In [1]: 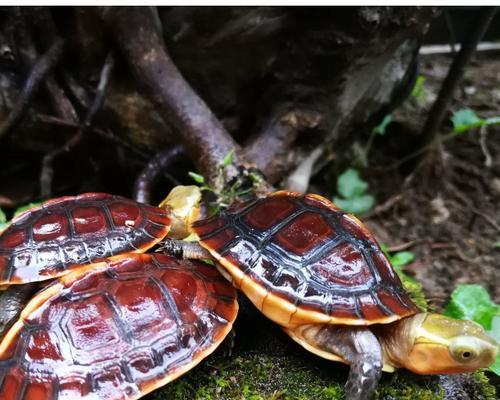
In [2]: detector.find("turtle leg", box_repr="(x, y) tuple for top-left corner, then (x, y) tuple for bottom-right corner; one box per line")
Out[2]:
(288, 324), (383, 400)
(160, 238), (211, 260)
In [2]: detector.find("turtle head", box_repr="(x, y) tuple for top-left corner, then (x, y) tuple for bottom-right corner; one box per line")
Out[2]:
(401, 313), (498, 374)
(160, 185), (202, 239)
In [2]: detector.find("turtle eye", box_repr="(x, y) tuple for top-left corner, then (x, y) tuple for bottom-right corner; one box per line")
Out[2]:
(453, 347), (477, 362)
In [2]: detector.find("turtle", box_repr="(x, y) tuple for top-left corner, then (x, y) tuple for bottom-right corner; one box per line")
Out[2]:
(0, 190), (235, 400)
(167, 186), (498, 400)
(0, 186), (497, 400)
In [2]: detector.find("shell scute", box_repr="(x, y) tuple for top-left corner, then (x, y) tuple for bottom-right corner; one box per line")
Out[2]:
(274, 211), (333, 256)
(309, 242), (374, 288)
(71, 205), (108, 235)
(243, 197), (298, 231)
(194, 192), (418, 325)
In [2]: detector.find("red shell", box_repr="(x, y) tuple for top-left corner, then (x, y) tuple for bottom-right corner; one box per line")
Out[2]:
(0, 253), (237, 400)
(193, 192), (418, 323)
(0, 193), (171, 285)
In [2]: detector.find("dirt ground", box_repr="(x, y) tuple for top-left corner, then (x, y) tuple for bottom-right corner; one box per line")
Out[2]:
(358, 52), (500, 307)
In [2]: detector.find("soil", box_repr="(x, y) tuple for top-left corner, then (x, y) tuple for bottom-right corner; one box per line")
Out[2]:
(354, 52), (500, 307)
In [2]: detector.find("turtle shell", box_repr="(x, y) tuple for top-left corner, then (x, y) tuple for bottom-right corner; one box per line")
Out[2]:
(0, 193), (171, 285)
(0, 253), (237, 400)
(193, 191), (418, 327)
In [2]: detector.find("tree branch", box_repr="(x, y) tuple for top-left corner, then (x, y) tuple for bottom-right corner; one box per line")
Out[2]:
(99, 7), (250, 191)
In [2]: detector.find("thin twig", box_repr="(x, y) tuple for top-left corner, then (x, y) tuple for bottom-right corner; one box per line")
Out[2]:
(364, 193), (404, 220)
(420, 7), (497, 147)
(133, 146), (184, 204)
(479, 125), (492, 168)
(0, 38), (65, 138)
(40, 52), (115, 198)
(35, 114), (149, 158)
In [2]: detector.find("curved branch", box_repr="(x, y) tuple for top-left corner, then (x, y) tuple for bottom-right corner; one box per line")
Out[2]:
(0, 38), (65, 139)
(99, 7), (248, 191)
(133, 146), (184, 204)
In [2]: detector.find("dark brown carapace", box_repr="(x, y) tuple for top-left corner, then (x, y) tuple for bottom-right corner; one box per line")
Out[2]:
(0, 193), (171, 285)
(193, 191), (418, 327)
(0, 254), (237, 400)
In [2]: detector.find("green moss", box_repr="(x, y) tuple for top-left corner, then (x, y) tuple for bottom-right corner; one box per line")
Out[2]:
(471, 371), (497, 400)
(375, 371), (443, 400)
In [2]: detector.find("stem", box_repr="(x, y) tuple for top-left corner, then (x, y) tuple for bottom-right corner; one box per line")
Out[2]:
(420, 7), (497, 146)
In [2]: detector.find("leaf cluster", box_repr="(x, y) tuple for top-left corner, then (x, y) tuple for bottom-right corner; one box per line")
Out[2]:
(333, 169), (375, 215)
(451, 108), (500, 134)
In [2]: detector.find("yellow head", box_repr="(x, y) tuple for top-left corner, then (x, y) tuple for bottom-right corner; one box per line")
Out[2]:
(159, 185), (202, 239)
(402, 313), (498, 374)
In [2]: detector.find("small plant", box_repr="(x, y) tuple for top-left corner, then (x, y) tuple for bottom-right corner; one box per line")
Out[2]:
(0, 208), (7, 231)
(444, 284), (500, 376)
(380, 245), (417, 282)
(451, 108), (500, 135)
(410, 75), (427, 101)
(189, 149), (261, 213)
(333, 168), (375, 215)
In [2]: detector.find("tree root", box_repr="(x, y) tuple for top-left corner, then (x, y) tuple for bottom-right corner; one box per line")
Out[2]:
(39, 52), (115, 198)
(0, 38), (64, 139)
(133, 146), (184, 204)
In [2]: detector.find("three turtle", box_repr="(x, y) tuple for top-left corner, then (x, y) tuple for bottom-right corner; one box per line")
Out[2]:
(0, 186), (496, 399)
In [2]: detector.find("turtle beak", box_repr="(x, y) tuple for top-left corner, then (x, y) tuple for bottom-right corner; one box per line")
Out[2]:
(406, 313), (498, 375)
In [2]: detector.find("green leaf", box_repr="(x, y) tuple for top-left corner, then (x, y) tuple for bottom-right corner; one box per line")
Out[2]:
(13, 202), (42, 218)
(451, 108), (484, 134)
(485, 116), (500, 126)
(0, 208), (6, 224)
(444, 284), (500, 331)
(390, 251), (415, 268)
(372, 114), (393, 136)
(221, 149), (234, 168)
(336, 169), (369, 199)
(333, 194), (375, 215)
(410, 75), (426, 99)
(444, 284), (500, 375)
(188, 172), (205, 184)
(488, 316), (500, 375)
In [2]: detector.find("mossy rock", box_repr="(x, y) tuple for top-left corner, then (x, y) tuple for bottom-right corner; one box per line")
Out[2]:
(145, 295), (496, 400)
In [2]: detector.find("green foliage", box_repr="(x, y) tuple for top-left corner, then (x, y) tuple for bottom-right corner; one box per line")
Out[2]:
(389, 251), (415, 269)
(189, 149), (260, 213)
(372, 114), (393, 136)
(333, 169), (375, 214)
(188, 172), (205, 184)
(13, 202), (42, 218)
(410, 75), (427, 100)
(380, 245), (427, 311)
(451, 108), (500, 134)
(444, 284), (500, 375)
(0, 208), (7, 231)
(222, 149), (234, 168)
